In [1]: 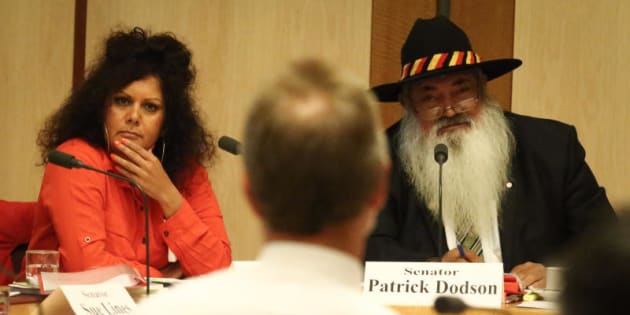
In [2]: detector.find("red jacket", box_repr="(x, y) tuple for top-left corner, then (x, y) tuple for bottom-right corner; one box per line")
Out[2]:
(28, 139), (231, 277)
(0, 200), (35, 284)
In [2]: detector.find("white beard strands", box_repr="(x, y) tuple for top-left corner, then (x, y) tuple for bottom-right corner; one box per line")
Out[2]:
(398, 101), (515, 236)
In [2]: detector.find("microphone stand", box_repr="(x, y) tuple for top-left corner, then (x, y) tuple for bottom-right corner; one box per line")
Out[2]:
(73, 164), (151, 296)
(434, 143), (448, 257)
(437, 161), (444, 256)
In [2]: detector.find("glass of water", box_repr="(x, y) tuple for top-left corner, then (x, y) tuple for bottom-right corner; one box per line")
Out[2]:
(25, 249), (60, 288)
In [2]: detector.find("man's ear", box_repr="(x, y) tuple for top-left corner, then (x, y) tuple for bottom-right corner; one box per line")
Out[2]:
(242, 173), (263, 219)
(367, 162), (391, 213)
(360, 163), (391, 236)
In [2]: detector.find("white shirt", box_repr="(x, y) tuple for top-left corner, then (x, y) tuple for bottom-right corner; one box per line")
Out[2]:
(136, 241), (397, 315)
(443, 200), (503, 263)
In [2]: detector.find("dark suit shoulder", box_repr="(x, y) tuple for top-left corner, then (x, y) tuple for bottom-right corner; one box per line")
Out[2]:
(505, 111), (579, 158)
(385, 120), (402, 140)
(388, 113), (576, 140)
(387, 113), (581, 164)
(506, 111), (576, 139)
(385, 120), (402, 154)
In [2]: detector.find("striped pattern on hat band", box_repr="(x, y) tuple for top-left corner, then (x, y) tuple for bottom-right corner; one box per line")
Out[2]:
(400, 50), (481, 80)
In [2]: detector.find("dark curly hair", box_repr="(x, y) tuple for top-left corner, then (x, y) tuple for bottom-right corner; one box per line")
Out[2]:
(38, 27), (215, 186)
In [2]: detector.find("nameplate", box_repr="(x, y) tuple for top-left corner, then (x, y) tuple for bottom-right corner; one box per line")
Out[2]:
(61, 284), (137, 315)
(363, 262), (503, 308)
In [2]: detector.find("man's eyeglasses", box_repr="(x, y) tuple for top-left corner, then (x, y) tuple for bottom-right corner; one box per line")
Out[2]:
(414, 97), (479, 121)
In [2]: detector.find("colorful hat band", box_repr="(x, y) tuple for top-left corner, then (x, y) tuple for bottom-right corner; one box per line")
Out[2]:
(400, 50), (481, 80)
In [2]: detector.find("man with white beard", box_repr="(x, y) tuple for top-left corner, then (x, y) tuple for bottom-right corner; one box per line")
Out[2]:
(365, 16), (615, 288)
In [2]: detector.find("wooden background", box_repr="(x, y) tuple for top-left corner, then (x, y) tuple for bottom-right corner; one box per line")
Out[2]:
(2, 0), (372, 260)
(1, 0), (628, 261)
(85, 0), (373, 259)
(0, 0), (75, 199)
(512, 0), (630, 210)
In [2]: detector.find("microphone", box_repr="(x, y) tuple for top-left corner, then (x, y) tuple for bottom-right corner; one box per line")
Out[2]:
(433, 143), (448, 256)
(47, 150), (152, 295)
(48, 149), (86, 169)
(434, 296), (466, 313)
(434, 296), (509, 314)
(218, 136), (241, 155)
(434, 143), (448, 164)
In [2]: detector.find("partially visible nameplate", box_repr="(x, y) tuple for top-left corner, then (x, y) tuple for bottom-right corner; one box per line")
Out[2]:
(61, 284), (137, 315)
(363, 262), (503, 308)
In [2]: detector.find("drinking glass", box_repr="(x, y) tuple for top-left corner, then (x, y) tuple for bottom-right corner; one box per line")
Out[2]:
(25, 249), (60, 288)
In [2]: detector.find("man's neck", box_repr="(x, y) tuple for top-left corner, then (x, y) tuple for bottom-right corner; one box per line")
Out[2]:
(265, 227), (364, 261)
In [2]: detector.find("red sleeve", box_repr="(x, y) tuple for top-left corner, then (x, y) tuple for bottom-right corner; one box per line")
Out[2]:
(0, 257), (13, 284)
(37, 141), (163, 277)
(160, 165), (232, 276)
(0, 200), (34, 249)
(0, 200), (36, 284)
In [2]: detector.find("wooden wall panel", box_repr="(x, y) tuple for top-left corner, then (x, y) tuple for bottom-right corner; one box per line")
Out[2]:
(371, 0), (516, 129)
(370, 0), (436, 128)
(0, 0), (75, 201)
(86, 0), (372, 259)
(450, 0), (516, 111)
(513, 0), (630, 210)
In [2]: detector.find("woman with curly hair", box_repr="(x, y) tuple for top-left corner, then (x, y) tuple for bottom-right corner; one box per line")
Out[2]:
(27, 27), (231, 278)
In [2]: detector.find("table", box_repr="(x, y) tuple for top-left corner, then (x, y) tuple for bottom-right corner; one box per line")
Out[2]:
(7, 302), (557, 315)
(7, 293), (44, 315)
(8, 303), (37, 315)
(3, 282), (557, 315)
(391, 305), (557, 315)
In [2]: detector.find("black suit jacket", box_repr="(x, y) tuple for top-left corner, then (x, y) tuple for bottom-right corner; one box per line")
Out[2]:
(365, 112), (616, 271)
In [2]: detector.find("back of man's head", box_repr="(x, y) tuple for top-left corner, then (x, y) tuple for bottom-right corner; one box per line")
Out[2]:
(243, 59), (388, 236)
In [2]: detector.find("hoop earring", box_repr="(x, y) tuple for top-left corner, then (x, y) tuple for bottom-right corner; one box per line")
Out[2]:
(104, 125), (111, 153)
(160, 139), (166, 163)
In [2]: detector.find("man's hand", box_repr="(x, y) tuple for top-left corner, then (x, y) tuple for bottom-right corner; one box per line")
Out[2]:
(441, 248), (482, 262)
(511, 261), (546, 288)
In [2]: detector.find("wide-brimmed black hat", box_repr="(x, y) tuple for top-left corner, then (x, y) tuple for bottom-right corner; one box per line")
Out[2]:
(372, 16), (522, 102)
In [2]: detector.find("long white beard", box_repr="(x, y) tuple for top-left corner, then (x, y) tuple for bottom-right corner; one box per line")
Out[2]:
(398, 101), (515, 236)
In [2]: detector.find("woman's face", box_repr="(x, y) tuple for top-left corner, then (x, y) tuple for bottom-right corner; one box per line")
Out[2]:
(104, 75), (165, 152)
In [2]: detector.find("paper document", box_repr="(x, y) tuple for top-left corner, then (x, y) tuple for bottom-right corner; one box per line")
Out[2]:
(518, 300), (558, 310)
(39, 264), (144, 294)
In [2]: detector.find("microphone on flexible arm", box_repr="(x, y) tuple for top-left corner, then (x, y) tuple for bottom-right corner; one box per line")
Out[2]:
(434, 143), (448, 257)
(434, 296), (510, 314)
(434, 296), (466, 313)
(218, 135), (241, 155)
(47, 150), (151, 296)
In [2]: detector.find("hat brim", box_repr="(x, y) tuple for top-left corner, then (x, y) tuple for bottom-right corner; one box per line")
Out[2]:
(372, 58), (522, 102)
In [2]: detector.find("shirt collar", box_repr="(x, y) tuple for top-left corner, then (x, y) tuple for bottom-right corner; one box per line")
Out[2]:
(257, 240), (364, 290)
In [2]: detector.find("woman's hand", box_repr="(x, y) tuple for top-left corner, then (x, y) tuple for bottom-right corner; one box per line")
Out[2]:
(111, 138), (183, 217)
